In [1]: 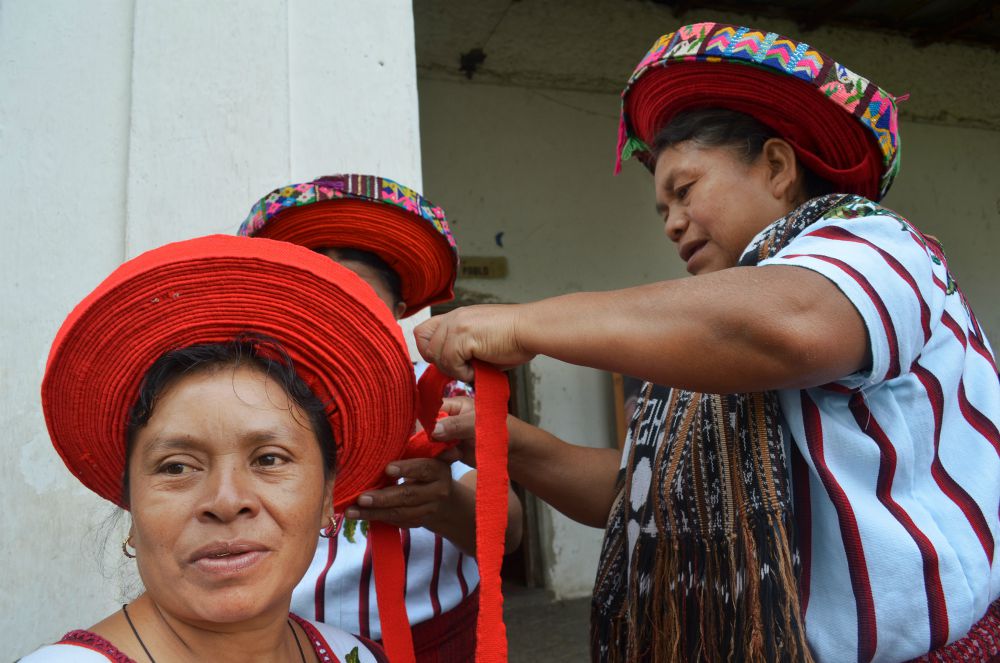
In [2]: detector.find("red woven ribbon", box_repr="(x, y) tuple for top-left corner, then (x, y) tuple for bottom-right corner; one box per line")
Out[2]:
(628, 63), (884, 200)
(250, 200), (456, 317)
(374, 362), (510, 663)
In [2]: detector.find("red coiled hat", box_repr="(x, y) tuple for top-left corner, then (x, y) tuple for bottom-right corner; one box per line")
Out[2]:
(41, 235), (511, 663)
(238, 174), (458, 317)
(615, 22), (904, 201)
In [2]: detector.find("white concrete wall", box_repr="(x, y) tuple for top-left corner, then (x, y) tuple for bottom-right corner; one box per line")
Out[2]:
(1, 0), (423, 655)
(416, 1), (1000, 599)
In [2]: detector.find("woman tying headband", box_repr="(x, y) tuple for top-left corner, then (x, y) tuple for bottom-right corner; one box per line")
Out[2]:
(239, 174), (523, 662)
(419, 22), (1000, 663)
(23, 235), (515, 663)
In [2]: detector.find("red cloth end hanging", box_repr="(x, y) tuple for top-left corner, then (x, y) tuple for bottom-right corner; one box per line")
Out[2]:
(469, 361), (510, 663)
(372, 520), (417, 663)
(385, 362), (510, 663)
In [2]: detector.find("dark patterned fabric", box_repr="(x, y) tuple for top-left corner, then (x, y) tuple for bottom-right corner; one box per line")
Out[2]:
(591, 194), (854, 663)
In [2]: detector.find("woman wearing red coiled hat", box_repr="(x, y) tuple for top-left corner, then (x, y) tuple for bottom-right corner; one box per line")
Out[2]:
(417, 22), (1000, 663)
(239, 174), (523, 663)
(25, 236), (417, 662)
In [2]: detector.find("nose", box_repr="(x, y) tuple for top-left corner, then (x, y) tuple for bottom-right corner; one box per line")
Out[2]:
(664, 209), (687, 243)
(198, 464), (260, 524)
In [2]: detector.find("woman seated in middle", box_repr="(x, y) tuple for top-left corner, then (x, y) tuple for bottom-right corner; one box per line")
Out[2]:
(240, 173), (523, 662)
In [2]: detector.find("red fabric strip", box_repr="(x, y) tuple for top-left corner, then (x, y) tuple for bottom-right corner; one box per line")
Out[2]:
(627, 63), (884, 200)
(373, 360), (509, 663)
(470, 360), (510, 663)
(371, 520), (416, 663)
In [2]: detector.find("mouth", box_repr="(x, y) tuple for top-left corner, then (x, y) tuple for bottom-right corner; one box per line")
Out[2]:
(679, 239), (707, 265)
(189, 540), (271, 576)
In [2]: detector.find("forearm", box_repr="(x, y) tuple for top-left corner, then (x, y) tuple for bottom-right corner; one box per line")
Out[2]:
(515, 266), (865, 393)
(422, 475), (524, 557)
(506, 416), (621, 528)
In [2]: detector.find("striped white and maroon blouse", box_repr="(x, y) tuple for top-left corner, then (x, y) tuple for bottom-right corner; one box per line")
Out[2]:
(759, 208), (1000, 662)
(291, 362), (480, 641)
(290, 460), (480, 641)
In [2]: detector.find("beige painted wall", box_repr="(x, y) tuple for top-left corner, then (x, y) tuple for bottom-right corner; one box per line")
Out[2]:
(416, 2), (1000, 599)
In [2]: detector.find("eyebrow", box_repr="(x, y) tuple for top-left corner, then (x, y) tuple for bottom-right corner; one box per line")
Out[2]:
(142, 428), (290, 454)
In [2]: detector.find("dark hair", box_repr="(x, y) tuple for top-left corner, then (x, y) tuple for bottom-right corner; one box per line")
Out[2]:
(122, 333), (336, 506)
(651, 109), (834, 200)
(322, 247), (403, 308)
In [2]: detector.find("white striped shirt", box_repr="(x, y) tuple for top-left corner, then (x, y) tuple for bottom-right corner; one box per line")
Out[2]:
(291, 460), (480, 640)
(291, 362), (479, 640)
(758, 207), (1000, 662)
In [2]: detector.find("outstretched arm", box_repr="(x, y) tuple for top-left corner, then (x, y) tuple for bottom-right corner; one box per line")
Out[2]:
(432, 398), (622, 529)
(414, 265), (868, 394)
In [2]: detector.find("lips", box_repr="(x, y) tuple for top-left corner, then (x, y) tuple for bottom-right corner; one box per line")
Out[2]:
(679, 239), (707, 265)
(189, 540), (271, 576)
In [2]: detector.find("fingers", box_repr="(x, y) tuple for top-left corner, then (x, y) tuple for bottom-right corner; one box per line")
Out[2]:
(436, 447), (462, 464)
(386, 457), (451, 483)
(432, 410), (476, 441)
(415, 312), (474, 382)
(346, 482), (449, 527)
(413, 316), (440, 363)
(439, 396), (474, 416)
(413, 310), (477, 383)
(344, 458), (453, 527)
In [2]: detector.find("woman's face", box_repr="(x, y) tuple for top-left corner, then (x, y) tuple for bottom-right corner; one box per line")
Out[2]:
(320, 249), (406, 321)
(653, 141), (799, 275)
(127, 364), (333, 627)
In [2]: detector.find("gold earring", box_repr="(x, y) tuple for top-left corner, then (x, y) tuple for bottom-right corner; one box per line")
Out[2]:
(319, 515), (341, 539)
(122, 535), (136, 559)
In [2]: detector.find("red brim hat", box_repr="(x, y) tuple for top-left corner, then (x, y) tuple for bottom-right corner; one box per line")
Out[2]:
(41, 234), (416, 511)
(41, 234), (512, 663)
(239, 175), (459, 317)
(616, 23), (903, 201)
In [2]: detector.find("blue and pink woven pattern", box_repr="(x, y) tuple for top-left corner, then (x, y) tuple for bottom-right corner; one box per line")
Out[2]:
(240, 174), (457, 251)
(617, 22), (903, 199)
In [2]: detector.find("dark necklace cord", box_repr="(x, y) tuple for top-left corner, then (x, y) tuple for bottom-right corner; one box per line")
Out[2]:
(289, 619), (307, 662)
(120, 604), (307, 663)
(122, 603), (156, 663)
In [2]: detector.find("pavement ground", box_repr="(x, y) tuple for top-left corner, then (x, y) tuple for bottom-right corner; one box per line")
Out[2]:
(503, 584), (591, 662)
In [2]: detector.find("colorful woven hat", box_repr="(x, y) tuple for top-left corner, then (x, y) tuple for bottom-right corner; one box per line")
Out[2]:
(238, 174), (458, 317)
(615, 22), (903, 201)
(41, 234), (511, 663)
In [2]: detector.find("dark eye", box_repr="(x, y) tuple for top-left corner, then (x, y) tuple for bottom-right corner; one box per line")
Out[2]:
(676, 183), (692, 201)
(161, 462), (189, 475)
(255, 454), (285, 468)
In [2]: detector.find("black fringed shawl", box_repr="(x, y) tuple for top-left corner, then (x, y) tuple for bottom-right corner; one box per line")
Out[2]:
(590, 195), (862, 663)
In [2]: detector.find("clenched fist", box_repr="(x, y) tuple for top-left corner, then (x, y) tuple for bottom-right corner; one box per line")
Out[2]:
(414, 304), (536, 382)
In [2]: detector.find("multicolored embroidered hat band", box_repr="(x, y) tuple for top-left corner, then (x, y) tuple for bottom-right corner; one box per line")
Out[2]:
(615, 22), (903, 201)
(239, 174), (458, 317)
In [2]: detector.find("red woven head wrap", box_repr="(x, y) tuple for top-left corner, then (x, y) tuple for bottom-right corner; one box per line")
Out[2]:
(616, 22), (903, 201)
(41, 235), (510, 663)
(238, 174), (458, 317)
